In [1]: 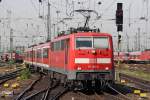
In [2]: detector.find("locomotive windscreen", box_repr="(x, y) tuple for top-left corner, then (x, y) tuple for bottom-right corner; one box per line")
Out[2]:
(93, 37), (109, 49)
(76, 37), (109, 49)
(76, 37), (92, 48)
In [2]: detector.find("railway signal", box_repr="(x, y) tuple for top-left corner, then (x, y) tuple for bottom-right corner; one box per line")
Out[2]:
(116, 3), (123, 67)
(39, 0), (42, 3)
(117, 25), (123, 32)
(116, 3), (123, 32)
(116, 3), (123, 25)
(118, 34), (121, 43)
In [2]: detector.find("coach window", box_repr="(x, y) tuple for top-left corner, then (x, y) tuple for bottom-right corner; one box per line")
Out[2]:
(33, 51), (35, 58)
(25, 52), (27, 58)
(37, 49), (41, 58)
(30, 51), (33, 58)
(43, 48), (48, 58)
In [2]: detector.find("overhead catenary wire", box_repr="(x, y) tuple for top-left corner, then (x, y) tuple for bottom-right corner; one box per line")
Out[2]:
(90, 0), (116, 27)
(30, 0), (39, 13)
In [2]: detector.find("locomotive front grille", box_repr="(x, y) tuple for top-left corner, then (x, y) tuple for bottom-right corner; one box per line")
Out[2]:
(76, 72), (112, 80)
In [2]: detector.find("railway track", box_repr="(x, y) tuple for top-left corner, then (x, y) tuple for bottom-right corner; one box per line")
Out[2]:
(46, 82), (68, 100)
(15, 74), (47, 100)
(119, 73), (150, 92)
(60, 83), (132, 100)
(0, 68), (24, 85)
(13, 76), (138, 100)
(127, 64), (150, 73)
(106, 84), (131, 100)
(11, 72), (141, 100)
(14, 70), (68, 100)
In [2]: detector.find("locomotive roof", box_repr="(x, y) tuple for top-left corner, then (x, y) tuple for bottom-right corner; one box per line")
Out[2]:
(26, 42), (50, 51)
(144, 49), (150, 51)
(52, 32), (112, 42)
(26, 32), (112, 51)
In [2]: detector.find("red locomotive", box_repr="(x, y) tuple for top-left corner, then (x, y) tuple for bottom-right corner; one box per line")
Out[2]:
(24, 28), (114, 89)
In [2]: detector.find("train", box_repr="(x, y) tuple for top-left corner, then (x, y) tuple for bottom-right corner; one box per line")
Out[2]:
(24, 27), (115, 89)
(114, 49), (150, 64)
(0, 51), (23, 63)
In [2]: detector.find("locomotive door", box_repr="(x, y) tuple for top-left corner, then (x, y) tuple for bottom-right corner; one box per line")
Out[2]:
(64, 39), (69, 70)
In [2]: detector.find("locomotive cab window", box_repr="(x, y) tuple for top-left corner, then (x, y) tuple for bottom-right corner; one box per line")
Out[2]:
(76, 37), (92, 49)
(93, 37), (109, 49)
(76, 37), (109, 49)
(43, 48), (48, 58)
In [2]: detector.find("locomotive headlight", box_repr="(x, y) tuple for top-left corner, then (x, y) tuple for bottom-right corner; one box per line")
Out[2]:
(105, 67), (109, 70)
(77, 67), (81, 70)
(92, 50), (96, 54)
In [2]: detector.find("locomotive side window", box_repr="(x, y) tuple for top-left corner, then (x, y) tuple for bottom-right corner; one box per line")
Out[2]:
(61, 40), (65, 50)
(51, 39), (68, 51)
(37, 49), (42, 58)
(43, 48), (48, 58)
(93, 37), (109, 49)
(54, 41), (61, 51)
(76, 37), (92, 48)
(52, 40), (65, 51)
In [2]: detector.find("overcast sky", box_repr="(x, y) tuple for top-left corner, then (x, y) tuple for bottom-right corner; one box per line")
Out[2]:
(0, 0), (149, 52)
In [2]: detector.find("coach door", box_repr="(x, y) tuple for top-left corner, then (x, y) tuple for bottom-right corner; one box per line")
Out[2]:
(64, 39), (69, 70)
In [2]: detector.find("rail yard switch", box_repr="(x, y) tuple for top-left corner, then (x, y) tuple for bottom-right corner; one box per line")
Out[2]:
(134, 90), (141, 94)
(3, 83), (9, 88)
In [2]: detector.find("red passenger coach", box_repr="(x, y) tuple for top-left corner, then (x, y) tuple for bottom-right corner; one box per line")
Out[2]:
(24, 29), (114, 89)
(114, 49), (150, 64)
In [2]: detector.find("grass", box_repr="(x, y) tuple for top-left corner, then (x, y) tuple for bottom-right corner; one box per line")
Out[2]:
(20, 68), (31, 80)
(116, 64), (150, 81)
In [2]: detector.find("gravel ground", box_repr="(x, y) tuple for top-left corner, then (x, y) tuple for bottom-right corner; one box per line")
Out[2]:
(0, 73), (39, 100)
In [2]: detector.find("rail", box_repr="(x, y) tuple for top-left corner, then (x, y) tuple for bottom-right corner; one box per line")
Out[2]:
(44, 80), (68, 100)
(15, 76), (41, 100)
(0, 68), (24, 85)
(119, 73), (150, 92)
(107, 84), (131, 100)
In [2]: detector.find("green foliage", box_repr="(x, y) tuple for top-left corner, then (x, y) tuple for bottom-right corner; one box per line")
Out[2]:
(20, 68), (31, 80)
(8, 59), (15, 65)
(116, 65), (150, 81)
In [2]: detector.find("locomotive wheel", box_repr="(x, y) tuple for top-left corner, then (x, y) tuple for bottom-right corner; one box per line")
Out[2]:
(66, 80), (75, 90)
